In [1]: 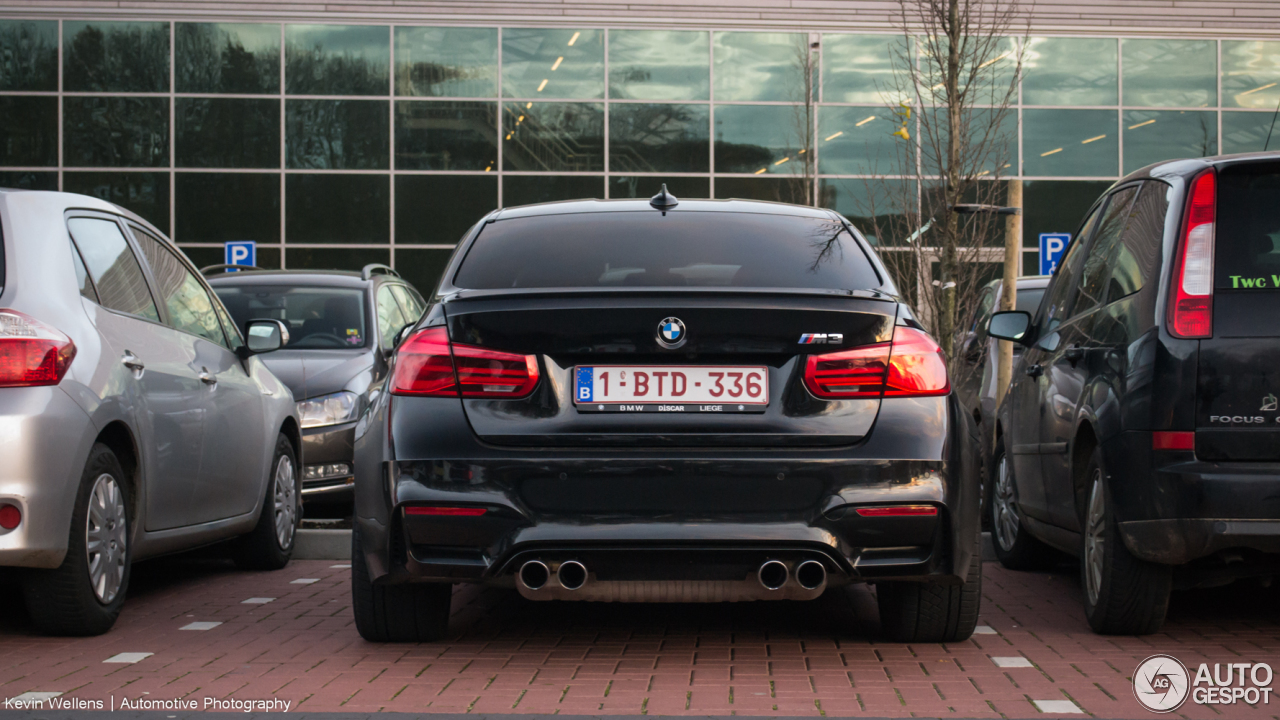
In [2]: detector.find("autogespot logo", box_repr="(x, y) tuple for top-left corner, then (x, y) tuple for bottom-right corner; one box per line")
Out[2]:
(1133, 655), (1275, 713)
(1133, 655), (1190, 712)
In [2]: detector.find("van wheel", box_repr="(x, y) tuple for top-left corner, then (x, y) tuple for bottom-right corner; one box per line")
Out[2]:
(1081, 450), (1170, 635)
(22, 444), (131, 636)
(232, 433), (298, 570)
(989, 440), (1058, 570)
(351, 524), (452, 642)
(877, 527), (982, 643)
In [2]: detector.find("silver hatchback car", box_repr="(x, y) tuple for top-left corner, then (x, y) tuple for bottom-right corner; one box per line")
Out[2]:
(0, 190), (301, 635)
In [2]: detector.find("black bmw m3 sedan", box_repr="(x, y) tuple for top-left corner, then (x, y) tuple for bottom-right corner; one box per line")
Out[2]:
(350, 191), (983, 643)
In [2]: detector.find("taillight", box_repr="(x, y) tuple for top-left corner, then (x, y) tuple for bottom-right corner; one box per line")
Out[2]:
(855, 505), (939, 517)
(803, 326), (949, 399)
(1168, 170), (1215, 338)
(390, 326), (540, 399)
(0, 310), (76, 388)
(1152, 431), (1195, 451)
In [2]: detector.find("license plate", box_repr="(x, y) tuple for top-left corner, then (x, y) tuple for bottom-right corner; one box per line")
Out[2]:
(573, 365), (769, 413)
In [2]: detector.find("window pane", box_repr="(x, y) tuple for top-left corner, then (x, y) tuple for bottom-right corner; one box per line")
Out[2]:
(819, 178), (914, 246)
(395, 27), (496, 97)
(502, 28), (603, 99)
(396, 248), (453, 295)
(176, 98), (280, 168)
(0, 20), (57, 91)
(1223, 111), (1277, 155)
(175, 173), (280, 243)
(503, 102), (603, 171)
(609, 103), (709, 173)
(1122, 39), (1216, 108)
(1223, 41), (1280, 110)
(64, 97), (169, 168)
(503, 175), (602, 206)
(817, 106), (910, 175)
(1022, 180), (1113, 252)
(0, 96), (57, 166)
(714, 32), (808, 102)
(1022, 109), (1118, 177)
(64, 21), (168, 92)
(918, 37), (1017, 103)
(610, 176), (709, 199)
(176, 23), (279, 94)
(133, 229), (227, 346)
(287, 246), (388, 271)
(609, 30), (709, 101)
(375, 284), (408, 351)
(920, 107), (1017, 178)
(0, 171), (56, 190)
(64, 172), (170, 230)
(714, 104), (807, 174)
(822, 34), (909, 104)
(1022, 37), (1117, 106)
(66, 217), (160, 321)
(395, 100), (497, 171)
(1123, 110), (1217, 174)
(395, 174), (496, 244)
(286, 100), (388, 169)
(285, 24), (388, 96)
(1107, 180), (1167, 303)
(1076, 186), (1137, 315)
(285, 174), (388, 243)
(713, 176), (808, 205)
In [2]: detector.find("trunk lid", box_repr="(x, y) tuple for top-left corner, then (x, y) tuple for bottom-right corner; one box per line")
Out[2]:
(444, 290), (898, 447)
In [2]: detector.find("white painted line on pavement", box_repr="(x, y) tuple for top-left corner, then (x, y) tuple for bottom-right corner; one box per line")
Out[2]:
(330, 564), (351, 568)
(180, 621), (222, 630)
(12, 692), (62, 702)
(104, 652), (152, 664)
(1033, 699), (1083, 713)
(992, 656), (1034, 668)
(242, 597), (275, 604)
(291, 578), (319, 584)
(973, 625), (998, 634)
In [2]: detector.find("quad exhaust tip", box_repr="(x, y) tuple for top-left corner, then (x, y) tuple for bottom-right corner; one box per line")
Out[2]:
(796, 560), (827, 590)
(557, 560), (588, 590)
(519, 560), (550, 590)
(758, 560), (789, 590)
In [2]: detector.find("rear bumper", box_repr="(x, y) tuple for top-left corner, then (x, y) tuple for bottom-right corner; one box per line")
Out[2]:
(353, 394), (983, 594)
(1120, 518), (1280, 565)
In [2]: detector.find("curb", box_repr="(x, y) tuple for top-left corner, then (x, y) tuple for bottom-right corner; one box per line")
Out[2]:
(294, 528), (351, 560)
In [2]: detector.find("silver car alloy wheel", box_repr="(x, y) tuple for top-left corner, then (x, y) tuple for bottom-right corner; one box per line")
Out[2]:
(274, 454), (297, 550)
(86, 473), (127, 604)
(992, 454), (1020, 552)
(1084, 471), (1106, 606)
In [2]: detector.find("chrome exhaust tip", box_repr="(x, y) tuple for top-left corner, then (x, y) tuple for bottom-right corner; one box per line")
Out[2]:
(758, 560), (789, 590)
(557, 560), (588, 590)
(519, 560), (550, 590)
(795, 560), (827, 590)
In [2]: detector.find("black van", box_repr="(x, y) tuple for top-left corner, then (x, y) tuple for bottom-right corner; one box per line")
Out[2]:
(986, 152), (1280, 635)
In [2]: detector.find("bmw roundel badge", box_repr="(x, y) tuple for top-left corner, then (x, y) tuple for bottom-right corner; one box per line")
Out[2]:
(657, 317), (687, 349)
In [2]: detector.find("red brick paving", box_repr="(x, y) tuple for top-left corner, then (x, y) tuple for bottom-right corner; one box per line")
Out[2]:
(2, 549), (1279, 719)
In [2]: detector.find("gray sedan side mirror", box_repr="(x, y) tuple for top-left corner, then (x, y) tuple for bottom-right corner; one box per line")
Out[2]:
(987, 311), (1033, 343)
(245, 319), (289, 354)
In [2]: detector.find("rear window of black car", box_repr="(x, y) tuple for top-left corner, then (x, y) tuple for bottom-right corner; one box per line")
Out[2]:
(1216, 162), (1280, 292)
(453, 211), (882, 291)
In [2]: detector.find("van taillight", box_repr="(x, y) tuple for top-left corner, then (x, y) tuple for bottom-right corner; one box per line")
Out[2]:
(390, 326), (540, 399)
(1169, 170), (1215, 339)
(803, 326), (949, 399)
(0, 310), (76, 388)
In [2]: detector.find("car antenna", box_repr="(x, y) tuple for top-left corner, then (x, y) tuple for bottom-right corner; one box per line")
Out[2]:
(649, 184), (678, 215)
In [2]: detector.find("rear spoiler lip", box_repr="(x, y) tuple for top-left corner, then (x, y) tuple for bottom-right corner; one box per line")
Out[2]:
(442, 286), (898, 303)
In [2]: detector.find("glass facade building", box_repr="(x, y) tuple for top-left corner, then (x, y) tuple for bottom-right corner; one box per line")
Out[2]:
(3, 18), (1280, 292)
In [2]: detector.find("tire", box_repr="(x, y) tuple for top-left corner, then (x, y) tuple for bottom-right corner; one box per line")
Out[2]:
(1080, 449), (1171, 635)
(877, 525), (983, 643)
(351, 523), (453, 642)
(22, 443), (131, 636)
(988, 439), (1058, 570)
(232, 433), (298, 570)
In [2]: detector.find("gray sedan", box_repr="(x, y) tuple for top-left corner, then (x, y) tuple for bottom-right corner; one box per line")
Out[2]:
(0, 189), (301, 635)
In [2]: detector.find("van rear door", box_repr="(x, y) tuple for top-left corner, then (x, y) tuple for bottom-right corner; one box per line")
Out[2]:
(1196, 161), (1280, 460)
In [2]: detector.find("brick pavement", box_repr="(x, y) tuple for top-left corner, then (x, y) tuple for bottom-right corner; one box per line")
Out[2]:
(2, 546), (1279, 719)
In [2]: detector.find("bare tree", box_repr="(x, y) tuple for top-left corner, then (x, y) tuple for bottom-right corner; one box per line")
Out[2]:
(786, 34), (820, 207)
(856, 0), (1029, 358)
